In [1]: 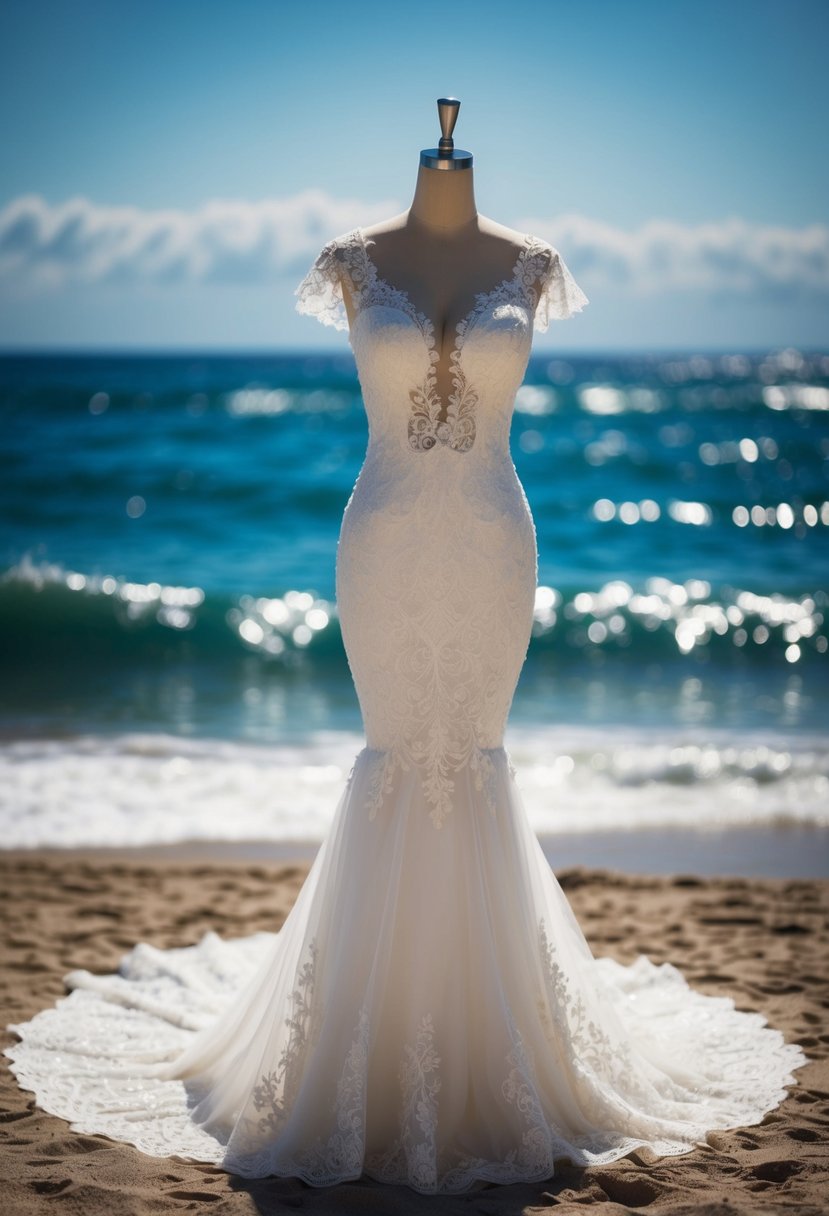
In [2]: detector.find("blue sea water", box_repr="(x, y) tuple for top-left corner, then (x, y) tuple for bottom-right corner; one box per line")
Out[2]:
(1, 348), (828, 852)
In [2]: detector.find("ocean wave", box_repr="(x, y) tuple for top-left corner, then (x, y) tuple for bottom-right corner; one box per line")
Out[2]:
(1, 727), (826, 850)
(2, 555), (825, 672)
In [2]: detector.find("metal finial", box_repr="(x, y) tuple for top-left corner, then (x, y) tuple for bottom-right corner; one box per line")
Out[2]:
(420, 96), (473, 171)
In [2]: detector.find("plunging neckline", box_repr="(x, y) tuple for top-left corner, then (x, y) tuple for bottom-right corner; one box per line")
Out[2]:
(347, 226), (538, 454)
(354, 226), (533, 365)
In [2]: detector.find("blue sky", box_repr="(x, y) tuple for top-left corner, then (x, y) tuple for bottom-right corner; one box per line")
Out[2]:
(1, 0), (827, 351)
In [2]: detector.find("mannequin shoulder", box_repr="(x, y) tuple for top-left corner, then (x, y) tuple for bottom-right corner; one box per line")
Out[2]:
(476, 217), (532, 258)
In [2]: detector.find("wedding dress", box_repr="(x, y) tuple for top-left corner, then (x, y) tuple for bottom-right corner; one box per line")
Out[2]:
(3, 227), (805, 1195)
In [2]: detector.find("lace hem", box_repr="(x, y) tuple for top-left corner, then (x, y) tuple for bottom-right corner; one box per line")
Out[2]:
(3, 930), (806, 1194)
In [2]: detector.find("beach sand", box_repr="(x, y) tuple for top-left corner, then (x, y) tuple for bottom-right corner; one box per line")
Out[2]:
(1, 852), (827, 1215)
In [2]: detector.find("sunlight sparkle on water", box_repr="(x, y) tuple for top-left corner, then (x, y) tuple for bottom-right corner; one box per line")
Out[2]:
(229, 591), (335, 659)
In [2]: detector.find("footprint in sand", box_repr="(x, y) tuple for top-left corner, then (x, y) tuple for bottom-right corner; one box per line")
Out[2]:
(785, 1127), (821, 1142)
(749, 1160), (803, 1183)
(165, 1190), (222, 1202)
(30, 1179), (74, 1195)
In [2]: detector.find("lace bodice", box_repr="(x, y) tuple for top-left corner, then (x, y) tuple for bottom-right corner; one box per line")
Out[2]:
(294, 227), (587, 455)
(294, 225), (588, 827)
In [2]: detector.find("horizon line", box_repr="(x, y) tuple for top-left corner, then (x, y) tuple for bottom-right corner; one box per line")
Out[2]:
(0, 344), (824, 360)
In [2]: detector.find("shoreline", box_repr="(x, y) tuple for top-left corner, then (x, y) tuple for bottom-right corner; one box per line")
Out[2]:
(3, 821), (827, 878)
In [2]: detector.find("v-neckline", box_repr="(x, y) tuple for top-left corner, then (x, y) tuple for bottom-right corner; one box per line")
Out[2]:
(353, 226), (533, 364)
(346, 226), (537, 454)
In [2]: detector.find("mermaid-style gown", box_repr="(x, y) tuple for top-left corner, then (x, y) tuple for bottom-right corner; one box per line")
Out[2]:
(3, 228), (805, 1194)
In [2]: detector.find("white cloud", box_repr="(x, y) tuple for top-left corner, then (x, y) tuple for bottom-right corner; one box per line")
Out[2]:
(523, 212), (829, 297)
(0, 190), (395, 288)
(1, 192), (827, 298)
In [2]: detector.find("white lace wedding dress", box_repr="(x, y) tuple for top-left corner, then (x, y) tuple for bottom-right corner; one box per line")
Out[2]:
(3, 227), (805, 1194)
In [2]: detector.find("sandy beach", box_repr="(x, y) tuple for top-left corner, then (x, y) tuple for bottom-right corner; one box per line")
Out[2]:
(1, 851), (827, 1215)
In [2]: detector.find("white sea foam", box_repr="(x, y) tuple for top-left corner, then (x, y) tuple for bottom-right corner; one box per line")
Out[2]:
(1, 727), (827, 851)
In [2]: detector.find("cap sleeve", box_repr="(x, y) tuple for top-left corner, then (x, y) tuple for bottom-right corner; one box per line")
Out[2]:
(294, 238), (349, 331)
(533, 244), (589, 331)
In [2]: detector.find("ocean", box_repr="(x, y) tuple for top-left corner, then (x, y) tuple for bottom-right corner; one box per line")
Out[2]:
(1, 348), (827, 864)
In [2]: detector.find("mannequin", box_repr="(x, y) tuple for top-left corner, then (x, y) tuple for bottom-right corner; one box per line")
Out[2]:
(341, 97), (532, 417)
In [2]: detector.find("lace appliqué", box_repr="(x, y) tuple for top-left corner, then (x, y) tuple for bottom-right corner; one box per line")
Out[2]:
(536, 921), (633, 1122)
(284, 1008), (371, 1183)
(364, 743), (502, 830)
(242, 939), (319, 1141)
(398, 1013), (442, 1190)
(368, 1015), (558, 1190)
(501, 1032), (556, 1168)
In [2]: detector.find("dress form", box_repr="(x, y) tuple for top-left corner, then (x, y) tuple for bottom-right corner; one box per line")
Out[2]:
(342, 98), (536, 416)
